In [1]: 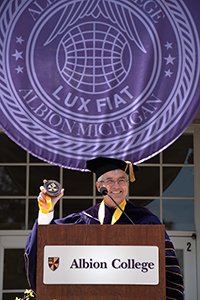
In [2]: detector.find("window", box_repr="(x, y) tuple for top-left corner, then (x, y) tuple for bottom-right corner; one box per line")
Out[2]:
(129, 133), (194, 231)
(0, 131), (194, 231)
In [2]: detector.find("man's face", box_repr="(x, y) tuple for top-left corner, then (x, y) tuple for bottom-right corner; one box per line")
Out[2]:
(96, 169), (129, 207)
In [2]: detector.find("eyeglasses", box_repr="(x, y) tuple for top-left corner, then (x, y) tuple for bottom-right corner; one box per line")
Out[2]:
(100, 178), (128, 186)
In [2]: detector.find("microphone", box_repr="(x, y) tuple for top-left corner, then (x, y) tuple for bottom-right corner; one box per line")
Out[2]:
(100, 187), (134, 225)
(100, 186), (109, 196)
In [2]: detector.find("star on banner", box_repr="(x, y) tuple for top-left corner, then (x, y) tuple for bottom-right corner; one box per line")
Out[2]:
(15, 65), (24, 73)
(164, 54), (176, 65)
(16, 36), (24, 44)
(12, 49), (23, 61)
(164, 41), (173, 50)
(165, 69), (173, 77)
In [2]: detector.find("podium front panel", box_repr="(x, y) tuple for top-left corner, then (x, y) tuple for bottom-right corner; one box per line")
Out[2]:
(37, 225), (165, 299)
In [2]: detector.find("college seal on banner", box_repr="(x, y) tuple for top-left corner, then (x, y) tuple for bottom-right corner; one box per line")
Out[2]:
(0, 0), (200, 170)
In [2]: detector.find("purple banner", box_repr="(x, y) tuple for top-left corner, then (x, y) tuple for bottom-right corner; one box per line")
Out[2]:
(0, 0), (200, 170)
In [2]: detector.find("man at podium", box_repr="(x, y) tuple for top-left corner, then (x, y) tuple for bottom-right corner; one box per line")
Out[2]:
(25, 156), (184, 299)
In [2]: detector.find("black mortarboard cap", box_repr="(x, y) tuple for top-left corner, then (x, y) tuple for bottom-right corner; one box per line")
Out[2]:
(86, 157), (139, 182)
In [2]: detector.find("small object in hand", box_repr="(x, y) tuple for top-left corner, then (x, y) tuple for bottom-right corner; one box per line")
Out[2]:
(44, 180), (62, 197)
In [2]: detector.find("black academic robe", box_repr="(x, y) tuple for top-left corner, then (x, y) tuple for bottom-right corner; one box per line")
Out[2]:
(24, 201), (184, 299)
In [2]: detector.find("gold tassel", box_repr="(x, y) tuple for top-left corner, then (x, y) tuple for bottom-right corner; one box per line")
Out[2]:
(125, 161), (135, 182)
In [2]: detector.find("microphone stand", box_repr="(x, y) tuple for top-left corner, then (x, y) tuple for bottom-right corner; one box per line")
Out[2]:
(100, 187), (135, 225)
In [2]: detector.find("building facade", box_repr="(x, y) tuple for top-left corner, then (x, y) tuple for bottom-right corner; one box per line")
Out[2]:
(0, 110), (200, 300)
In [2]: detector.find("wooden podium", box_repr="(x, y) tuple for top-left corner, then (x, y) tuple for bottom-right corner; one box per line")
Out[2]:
(36, 225), (166, 299)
